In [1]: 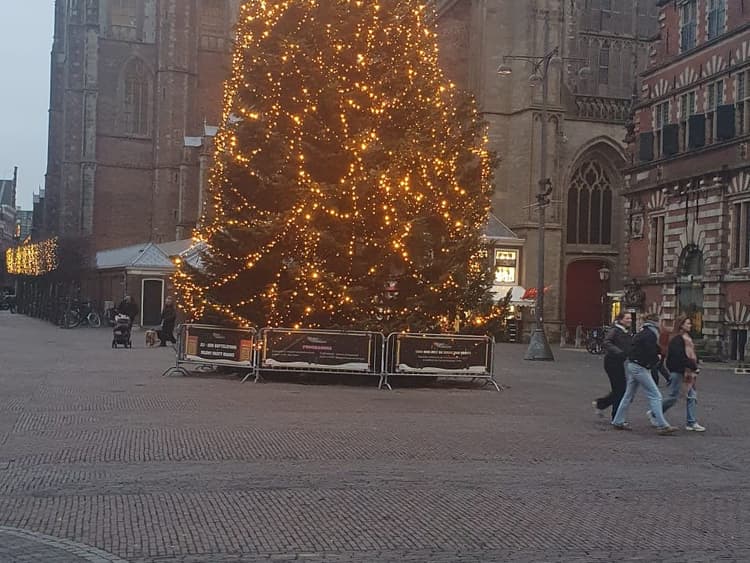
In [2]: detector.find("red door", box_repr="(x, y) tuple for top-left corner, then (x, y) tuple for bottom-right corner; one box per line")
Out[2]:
(565, 261), (605, 332)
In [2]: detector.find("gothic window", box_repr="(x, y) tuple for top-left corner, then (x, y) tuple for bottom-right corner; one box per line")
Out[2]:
(201, 0), (226, 49)
(566, 160), (614, 246)
(122, 59), (149, 136)
(111, 0), (137, 41)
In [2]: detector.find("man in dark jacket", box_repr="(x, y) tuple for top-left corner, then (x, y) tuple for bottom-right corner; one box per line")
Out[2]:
(593, 312), (632, 420)
(611, 313), (677, 435)
(159, 296), (177, 346)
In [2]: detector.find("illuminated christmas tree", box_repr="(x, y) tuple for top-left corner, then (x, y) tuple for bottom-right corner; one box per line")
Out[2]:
(176, 0), (494, 332)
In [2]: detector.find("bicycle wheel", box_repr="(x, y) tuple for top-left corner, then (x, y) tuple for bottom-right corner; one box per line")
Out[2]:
(87, 312), (102, 328)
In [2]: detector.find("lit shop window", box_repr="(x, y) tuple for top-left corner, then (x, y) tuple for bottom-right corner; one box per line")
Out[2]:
(494, 249), (518, 284)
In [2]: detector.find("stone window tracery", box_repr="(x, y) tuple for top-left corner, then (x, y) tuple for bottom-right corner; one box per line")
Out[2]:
(122, 59), (149, 136)
(567, 160), (613, 245)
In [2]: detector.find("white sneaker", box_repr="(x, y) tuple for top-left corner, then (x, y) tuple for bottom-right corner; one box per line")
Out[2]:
(685, 423), (706, 432)
(646, 410), (659, 427)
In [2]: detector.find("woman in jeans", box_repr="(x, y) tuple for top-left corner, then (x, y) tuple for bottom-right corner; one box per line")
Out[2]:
(651, 316), (705, 432)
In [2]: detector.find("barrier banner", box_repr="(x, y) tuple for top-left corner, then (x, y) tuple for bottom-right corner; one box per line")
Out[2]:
(395, 334), (490, 374)
(183, 326), (255, 367)
(262, 329), (374, 372)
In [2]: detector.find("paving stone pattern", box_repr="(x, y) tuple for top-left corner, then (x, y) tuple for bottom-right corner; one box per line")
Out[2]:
(1, 313), (749, 562)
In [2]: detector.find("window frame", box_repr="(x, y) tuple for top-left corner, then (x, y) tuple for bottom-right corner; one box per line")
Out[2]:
(707, 0), (727, 41)
(493, 249), (520, 285)
(732, 200), (750, 269)
(649, 214), (666, 274)
(680, 0), (697, 53)
(654, 101), (670, 158)
(679, 90), (697, 151)
(706, 79), (725, 143)
(598, 42), (610, 85)
(737, 69), (750, 136)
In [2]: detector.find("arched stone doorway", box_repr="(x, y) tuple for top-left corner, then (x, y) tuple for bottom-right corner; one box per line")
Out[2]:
(565, 260), (608, 332)
(676, 245), (704, 337)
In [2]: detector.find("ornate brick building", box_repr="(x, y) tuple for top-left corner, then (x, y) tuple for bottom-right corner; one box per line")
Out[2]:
(434, 0), (658, 339)
(43, 0), (241, 250)
(624, 0), (750, 358)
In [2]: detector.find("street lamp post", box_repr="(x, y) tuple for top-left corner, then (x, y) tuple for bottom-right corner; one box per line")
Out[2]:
(497, 11), (590, 361)
(599, 264), (611, 326)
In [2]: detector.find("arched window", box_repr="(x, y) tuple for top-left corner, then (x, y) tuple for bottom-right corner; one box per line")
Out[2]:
(566, 160), (614, 245)
(122, 59), (149, 136)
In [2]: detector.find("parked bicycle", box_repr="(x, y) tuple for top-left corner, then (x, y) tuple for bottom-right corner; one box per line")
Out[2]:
(63, 300), (102, 328)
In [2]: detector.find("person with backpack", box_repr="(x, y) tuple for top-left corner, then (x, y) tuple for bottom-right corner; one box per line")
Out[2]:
(611, 313), (677, 435)
(593, 312), (632, 420)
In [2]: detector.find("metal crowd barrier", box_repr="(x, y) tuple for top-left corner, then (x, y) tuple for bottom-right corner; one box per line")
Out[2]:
(161, 325), (498, 392)
(381, 332), (498, 391)
(161, 324), (257, 378)
(246, 327), (384, 383)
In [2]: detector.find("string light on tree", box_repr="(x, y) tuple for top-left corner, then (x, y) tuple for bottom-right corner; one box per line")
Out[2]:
(176, 0), (497, 333)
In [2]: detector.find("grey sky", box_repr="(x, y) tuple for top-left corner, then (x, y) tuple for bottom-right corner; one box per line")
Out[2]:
(0, 1), (55, 210)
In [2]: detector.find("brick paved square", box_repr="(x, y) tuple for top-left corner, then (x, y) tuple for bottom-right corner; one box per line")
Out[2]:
(0, 312), (749, 562)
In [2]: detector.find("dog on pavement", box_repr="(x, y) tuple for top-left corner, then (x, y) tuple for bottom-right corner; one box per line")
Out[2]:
(145, 329), (158, 347)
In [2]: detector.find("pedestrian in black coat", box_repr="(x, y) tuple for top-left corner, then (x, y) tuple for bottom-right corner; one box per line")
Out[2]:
(593, 312), (633, 420)
(159, 297), (177, 346)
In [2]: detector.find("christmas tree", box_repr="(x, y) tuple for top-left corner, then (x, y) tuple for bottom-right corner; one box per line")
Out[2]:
(176, 0), (494, 332)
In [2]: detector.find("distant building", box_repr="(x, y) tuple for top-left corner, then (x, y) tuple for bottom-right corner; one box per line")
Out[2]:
(15, 209), (33, 241)
(0, 167), (18, 244)
(44, 0), (242, 250)
(624, 0), (749, 357)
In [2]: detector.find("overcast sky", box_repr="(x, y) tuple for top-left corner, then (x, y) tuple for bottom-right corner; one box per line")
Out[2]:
(0, 2), (55, 209)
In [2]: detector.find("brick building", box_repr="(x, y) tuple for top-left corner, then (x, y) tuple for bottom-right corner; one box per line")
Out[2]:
(434, 0), (659, 339)
(624, 0), (750, 358)
(43, 0), (241, 250)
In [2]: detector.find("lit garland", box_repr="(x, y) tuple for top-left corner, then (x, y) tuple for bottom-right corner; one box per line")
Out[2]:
(175, 0), (494, 331)
(5, 238), (59, 276)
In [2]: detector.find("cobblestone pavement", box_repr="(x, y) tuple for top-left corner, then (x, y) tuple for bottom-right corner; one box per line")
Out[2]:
(1, 313), (749, 562)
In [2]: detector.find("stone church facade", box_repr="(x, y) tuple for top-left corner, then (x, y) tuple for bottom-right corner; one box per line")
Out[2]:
(433, 0), (658, 339)
(43, 0), (241, 250)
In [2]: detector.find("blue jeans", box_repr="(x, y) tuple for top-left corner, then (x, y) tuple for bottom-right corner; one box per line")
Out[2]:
(663, 371), (697, 425)
(613, 361), (670, 428)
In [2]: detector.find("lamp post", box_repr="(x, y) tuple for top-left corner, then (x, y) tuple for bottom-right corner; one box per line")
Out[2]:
(498, 11), (590, 361)
(598, 264), (611, 326)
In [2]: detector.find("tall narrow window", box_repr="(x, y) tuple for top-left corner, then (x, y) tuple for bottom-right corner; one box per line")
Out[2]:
(736, 202), (750, 269)
(708, 0), (726, 40)
(567, 160), (614, 246)
(680, 1), (697, 52)
(598, 42), (610, 85)
(679, 91), (697, 151)
(201, 0), (226, 49)
(650, 216), (666, 273)
(707, 80), (724, 143)
(654, 101), (670, 157)
(738, 71), (750, 136)
(123, 59), (149, 136)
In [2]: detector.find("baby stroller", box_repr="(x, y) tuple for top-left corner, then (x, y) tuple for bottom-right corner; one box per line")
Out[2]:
(112, 314), (132, 348)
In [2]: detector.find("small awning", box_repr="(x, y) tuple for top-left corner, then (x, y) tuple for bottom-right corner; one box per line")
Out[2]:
(491, 285), (535, 307)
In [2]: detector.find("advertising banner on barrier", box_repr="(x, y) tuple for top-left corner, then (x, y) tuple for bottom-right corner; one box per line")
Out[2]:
(262, 330), (374, 372)
(395, 335), (490, 374)
(183, 326), (255, 367)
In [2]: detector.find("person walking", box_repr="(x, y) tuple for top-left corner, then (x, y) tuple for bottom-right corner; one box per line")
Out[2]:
(612, 313), (677, 435)
(593, 312), (632, 420)
(648, 316), (706, 432)
(159, 297), (178, 347)
(117, 295), (139, 328)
